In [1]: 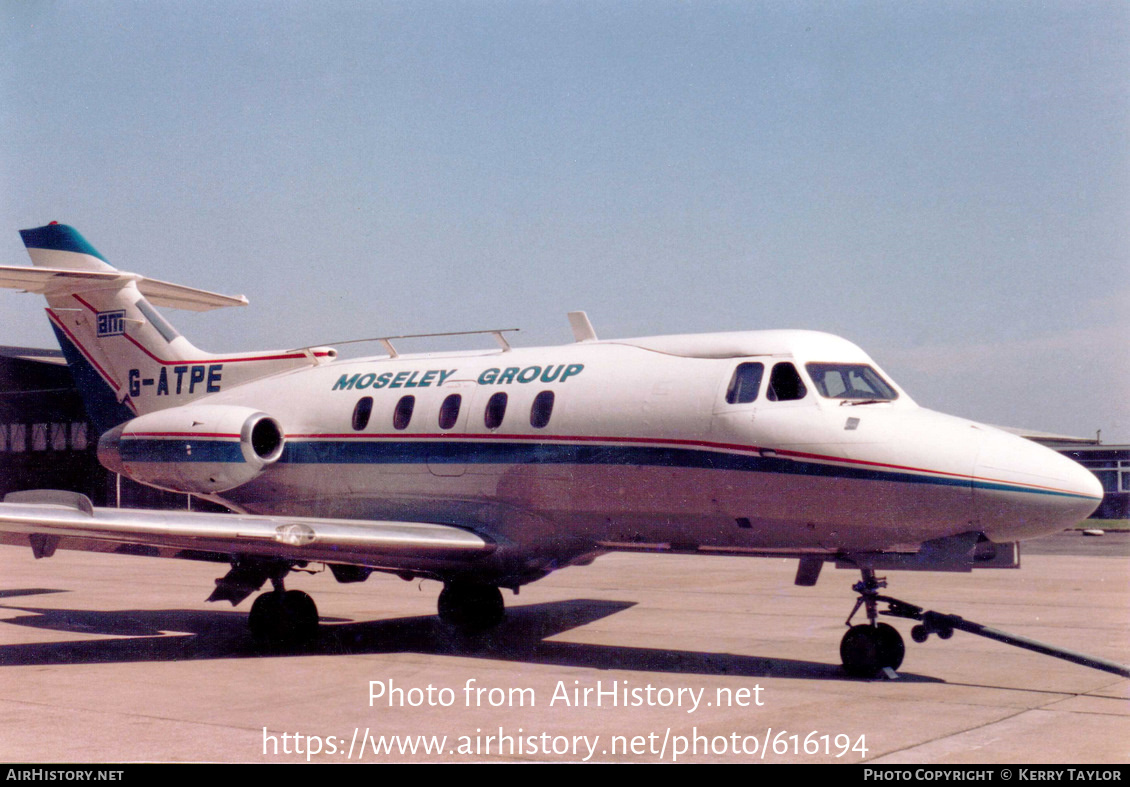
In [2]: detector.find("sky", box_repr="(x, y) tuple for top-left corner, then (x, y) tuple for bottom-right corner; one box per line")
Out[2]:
(1, 1), (1127, 441)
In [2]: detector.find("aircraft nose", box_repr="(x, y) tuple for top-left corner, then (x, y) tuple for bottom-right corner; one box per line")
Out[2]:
(973, 428), (1104, 540)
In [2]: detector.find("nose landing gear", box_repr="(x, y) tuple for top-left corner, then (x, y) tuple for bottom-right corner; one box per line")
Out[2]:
(838, 568), (1130, 679)
(840, 569), (904, 677)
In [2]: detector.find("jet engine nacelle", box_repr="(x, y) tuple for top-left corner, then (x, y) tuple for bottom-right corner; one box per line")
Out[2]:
(97, 405), (285, 494)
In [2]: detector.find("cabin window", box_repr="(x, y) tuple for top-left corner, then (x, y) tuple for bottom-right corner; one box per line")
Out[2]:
(767, 363), (807, 401)
(805, 363), (898, 401)
(725, 362), (764, 404)
(484, 392), (507, 429)
(393, 395), (415, 430)
(352, 396), (373, 430)
(439, 394), (462, 430)
(530, 390), (555, 428)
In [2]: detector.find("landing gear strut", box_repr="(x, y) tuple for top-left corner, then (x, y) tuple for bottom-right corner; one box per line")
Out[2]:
(248, 578), (320, 646)
(437, 582), (505, 632)
(840, 569), (905, 677)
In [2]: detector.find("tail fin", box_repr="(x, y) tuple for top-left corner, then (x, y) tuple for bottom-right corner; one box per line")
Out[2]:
(1, 223), (334, 433)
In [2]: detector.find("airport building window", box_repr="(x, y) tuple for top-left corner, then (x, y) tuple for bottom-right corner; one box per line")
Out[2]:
(50, 422), (68, 450)
(726, 362), (764, 404)
(352, 397), (373, 431)
(1095, 471), (1118, 494)
(767, 363), (807, 401)
(484, 392), (507, 430)
(31, 423), (48, 451)
(7, 424), (26, 452)
(530, 390), (555, 429)
(439, 394), (462, 430)
(393, 396), (415, 430)
(70, 422), (88, 451)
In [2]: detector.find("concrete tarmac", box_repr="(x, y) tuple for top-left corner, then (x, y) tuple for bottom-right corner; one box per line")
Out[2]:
(0, 532), (1126, 764)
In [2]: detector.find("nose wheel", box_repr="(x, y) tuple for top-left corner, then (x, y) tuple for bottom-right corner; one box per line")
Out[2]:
(840, 569), (905, 677)
(841, 622), (905, 677)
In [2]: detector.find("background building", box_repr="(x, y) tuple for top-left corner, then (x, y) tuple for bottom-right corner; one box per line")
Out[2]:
(0, 346), (223, 511)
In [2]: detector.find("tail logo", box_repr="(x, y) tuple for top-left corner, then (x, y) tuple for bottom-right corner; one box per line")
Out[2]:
(96, 311), (126, 337)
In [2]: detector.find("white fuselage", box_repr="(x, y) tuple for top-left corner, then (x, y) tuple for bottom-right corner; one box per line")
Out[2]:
(129, 329), (1100, 584)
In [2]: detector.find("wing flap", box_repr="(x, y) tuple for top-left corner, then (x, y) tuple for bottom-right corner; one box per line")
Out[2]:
(0, 492), (494, 569)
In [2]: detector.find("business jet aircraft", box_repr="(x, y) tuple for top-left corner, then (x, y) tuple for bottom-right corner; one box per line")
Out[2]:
(0, 223), (1103, 676)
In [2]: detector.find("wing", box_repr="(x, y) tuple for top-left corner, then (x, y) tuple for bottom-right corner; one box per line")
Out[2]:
(0, 490), (494, 586)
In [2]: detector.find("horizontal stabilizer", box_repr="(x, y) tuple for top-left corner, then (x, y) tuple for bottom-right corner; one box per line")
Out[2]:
(0, 265), (247, 311)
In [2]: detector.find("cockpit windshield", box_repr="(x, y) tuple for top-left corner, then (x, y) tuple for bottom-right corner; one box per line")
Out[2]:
(805, 363), (898, 401)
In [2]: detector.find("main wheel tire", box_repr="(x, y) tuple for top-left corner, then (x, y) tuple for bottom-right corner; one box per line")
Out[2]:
(437, 583), (505, 632)
(248, 590), (319, 645)
(841, 623), (904, 677)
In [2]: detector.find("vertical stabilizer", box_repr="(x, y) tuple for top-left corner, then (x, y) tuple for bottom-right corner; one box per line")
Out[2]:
(0, 223), (334, 434)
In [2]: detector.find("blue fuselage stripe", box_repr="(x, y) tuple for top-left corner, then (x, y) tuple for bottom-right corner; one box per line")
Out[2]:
(279, 439), (967, 490)
(120, 438), (245, 463)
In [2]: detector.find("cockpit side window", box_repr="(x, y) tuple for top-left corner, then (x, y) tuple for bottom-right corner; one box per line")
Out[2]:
(806, 363), (898, 401)
(767, 362), (807, 401)
(725, 362), (764, 404)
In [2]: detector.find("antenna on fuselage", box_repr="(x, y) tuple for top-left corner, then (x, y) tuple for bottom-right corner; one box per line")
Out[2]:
(287, 328), (520, 358)
(568, 311), (598, 342)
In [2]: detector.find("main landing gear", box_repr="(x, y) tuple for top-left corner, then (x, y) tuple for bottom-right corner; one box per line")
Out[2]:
(242, 573), (507, 644)
(840, 569), (905, 678)
(437, 582), (505, 632)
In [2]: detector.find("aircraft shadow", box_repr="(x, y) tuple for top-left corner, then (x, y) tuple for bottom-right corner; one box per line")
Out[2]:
(0, 588), (68, 599)
(0, 595), (942, 683)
